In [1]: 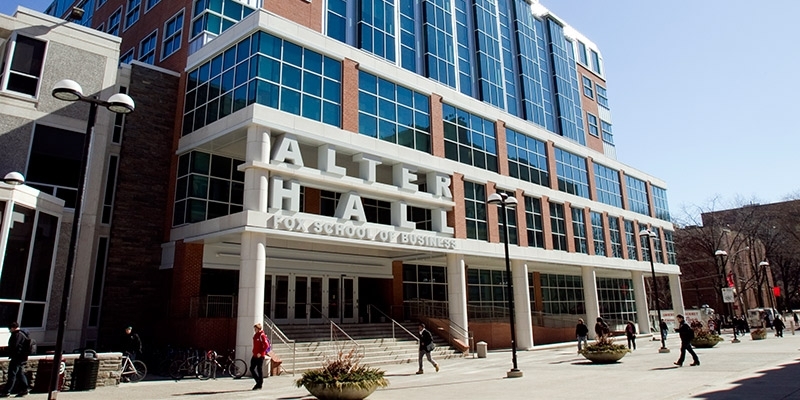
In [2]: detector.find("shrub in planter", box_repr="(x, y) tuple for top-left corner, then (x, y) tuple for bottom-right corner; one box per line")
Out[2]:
(579, 335), (630, 364)
(296, 348), (389, 400)
(691, 327), (724, 348)
(750, 328), (767, 340)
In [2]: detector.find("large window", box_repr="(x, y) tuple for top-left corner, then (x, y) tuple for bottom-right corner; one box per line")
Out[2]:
(358, 71), (431, 153)
(582, 75), (593, 98)
(26, 124), (84, 208)
(0, 204), (58, 328)
(555, 148), (589, 198)
(183, 32), (342, 135)
(162, 10), (184, 61)
(173, 151), (244, 226)
(495, 190), (517, 245)
(463, 181), (487, 241)
(591, 211), (606, 256)
(138, 30), (158, 64)
(524, 196), (544, 248)
(608, 217), (623, 258)
(506, 128), (548, 186)
(443, 104), (498, 172)
(357, 0), (396, 62)
(0, 35), (47, 97)
(625, 175), (650, 216)
(596, 85), (609, 108)
(107, 7), (122, 36)
(539, 273), (585, 315)
(101, 155), (119, 225)
(624, 219), (638, 260)
(467, 268), (508, 319)
(597, 277), (636, 324)
(190, 0), (256, 39)
(571, 207), (587, 254)
(422, 0), (456, 87)
(124, 0), (141, 29)
(652, 186), (670, 221)
(664, 230), (677, 265)
(594, 163), (622, 208)
(326, 0), (347, 42)
(550, 202), (567, 251)
(586, 113), (598, 137)
(402, 264), (447, 303)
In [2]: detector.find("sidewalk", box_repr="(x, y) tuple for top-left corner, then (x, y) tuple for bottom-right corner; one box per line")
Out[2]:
(35, 331), (800, 399)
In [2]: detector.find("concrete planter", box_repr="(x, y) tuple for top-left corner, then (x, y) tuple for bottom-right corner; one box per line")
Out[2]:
(691, 336), (723, 348)
(304, 383), (379, 400)
(751, 331), (767, 340)
(580, 350), (628, 364)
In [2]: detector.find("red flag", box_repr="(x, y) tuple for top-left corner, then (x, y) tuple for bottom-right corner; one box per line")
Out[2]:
(773, 286), (781, 297)
(726, 272), (735, 287)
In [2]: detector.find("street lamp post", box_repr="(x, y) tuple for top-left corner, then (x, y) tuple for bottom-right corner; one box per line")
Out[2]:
(758, 261), (774, 310)
(640, 229), (669, 353)
(487, 192), (522, 378)
(715, 250), (739, 343)
(49, 79), (134, 399)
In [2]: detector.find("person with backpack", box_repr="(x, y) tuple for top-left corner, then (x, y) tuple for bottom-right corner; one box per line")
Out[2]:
(1, 322), (30, 398)
(625, 321), (637, 350)
(674, 314), (699, 367)
(122, 326), (143, 361)
(250, 323), (270, 390)
(416, 323), (439, 375)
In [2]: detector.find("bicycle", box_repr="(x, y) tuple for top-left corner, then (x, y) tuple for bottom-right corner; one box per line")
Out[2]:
(168, 349), (203, 380)
(196, 349), (247, 380)
(118, 353), (147, 383)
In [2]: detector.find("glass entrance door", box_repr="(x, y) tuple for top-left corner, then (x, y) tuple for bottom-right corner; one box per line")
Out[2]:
(266, 274), (356, 324)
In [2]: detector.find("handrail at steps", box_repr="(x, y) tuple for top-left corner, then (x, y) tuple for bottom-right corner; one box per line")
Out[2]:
(263, 316), (296, 375)
(366, 304), (420, 344)
(307, 304), (365, 360)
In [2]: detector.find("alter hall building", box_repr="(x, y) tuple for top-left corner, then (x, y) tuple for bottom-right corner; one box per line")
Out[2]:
(0, 0), (684, 356)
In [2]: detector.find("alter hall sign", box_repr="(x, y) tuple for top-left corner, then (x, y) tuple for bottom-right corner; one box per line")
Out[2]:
(264, 134), (456, 250)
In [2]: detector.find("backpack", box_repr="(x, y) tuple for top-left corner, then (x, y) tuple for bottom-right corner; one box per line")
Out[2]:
(20, 330), (37, 355)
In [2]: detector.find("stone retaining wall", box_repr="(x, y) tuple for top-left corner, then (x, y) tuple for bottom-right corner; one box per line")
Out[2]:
(1, 353), (124, 391)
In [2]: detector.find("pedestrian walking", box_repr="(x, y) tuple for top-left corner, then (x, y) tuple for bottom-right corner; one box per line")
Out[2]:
(659, 319), (669, 342)
(575, 318), (589, 353)
(674, 314), (699, 367)
(250, 323), (271, 390)
(0, 322), (30, 398)
(773, 316), (785, 337)
(625, 321), (637, 350)
(416, 323), (439, 374)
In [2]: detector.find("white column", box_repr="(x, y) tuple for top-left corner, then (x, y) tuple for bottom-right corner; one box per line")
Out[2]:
(582, 266), (600, 339)
(446, 253), (469, 346)
(669, 274), (686, 316)
(631, 270), (650, 334)
(511, 260), (533, 349)
(244, 125), (271, 212)
(237, 231), (267, 358)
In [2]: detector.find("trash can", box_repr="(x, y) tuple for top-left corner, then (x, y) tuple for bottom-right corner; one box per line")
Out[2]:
(71, 350), (100, 391)
(32, 356), (65, 393)
(476, 341), (488, 358)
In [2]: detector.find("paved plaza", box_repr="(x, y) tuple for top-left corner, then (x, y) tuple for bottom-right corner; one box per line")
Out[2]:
(34, 331), (800, 399)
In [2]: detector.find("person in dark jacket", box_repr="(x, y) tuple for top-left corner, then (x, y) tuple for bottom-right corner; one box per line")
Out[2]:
(416, 323), (439, 374)
(773, 316), (785, 337)
(625, 321), (637, 350)
(1, 322), (29, 398)
(674, 314), (699, 367)
(659, 319), (669, 342)
(594, 317), (610, 339)
(576, 318), (589, 353)
(122, 326), (143, 361)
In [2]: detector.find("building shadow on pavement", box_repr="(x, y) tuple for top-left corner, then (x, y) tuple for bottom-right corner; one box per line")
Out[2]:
(173, 389), (256, 396)
(693, 358), (800, 399)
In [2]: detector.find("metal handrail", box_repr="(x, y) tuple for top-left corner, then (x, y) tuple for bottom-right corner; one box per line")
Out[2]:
(307, 304), (365, 359)
(366, 304), (419, 343)
(263, 316), (296, 375)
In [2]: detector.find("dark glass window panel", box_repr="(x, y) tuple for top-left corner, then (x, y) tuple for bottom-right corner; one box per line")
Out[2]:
(20, 303), (44, 327)
(255, 80), (279, 108)
(233, 85), (248, 112)
(257, 55), (280, 82)
(27, 124), (83, 189)
(187, 198), (207, 222)
(282, 65), (302, 90)
(302, 95), (321, 121)
(208, 178), (230, 202)
(0, 303), (21, 328)
(206, 201), (229, 219)
(280, 88), (301, 115)
(283, 41), (303, 66)
(230, 182), (244, 205)
(322, 79), (340, 103)
(322, 102), (340, 127)
(191, 151), (210, 174)
(173, 200), (186, 225)
(0, 205), (34, 299)
(11, 35), (46, 75)
(188, 174), (209, 197)
(25, 212), (58, 302)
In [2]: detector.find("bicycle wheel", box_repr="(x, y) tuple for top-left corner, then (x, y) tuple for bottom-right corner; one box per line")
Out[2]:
(228, 358), (247, 378)
(130, 360), (148, 382)
(168, 359), (184, 380)
(196, 359), (215, 380)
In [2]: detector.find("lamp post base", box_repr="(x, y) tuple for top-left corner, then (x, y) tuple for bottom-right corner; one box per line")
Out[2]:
(507, 369), (523, 378)
(658, 347), (670, 353)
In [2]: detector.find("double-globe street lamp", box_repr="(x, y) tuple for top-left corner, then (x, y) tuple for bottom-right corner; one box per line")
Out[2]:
(49, 79), (134, 398)
(640, 229), (669, 353)
(486, 192), (522, 378)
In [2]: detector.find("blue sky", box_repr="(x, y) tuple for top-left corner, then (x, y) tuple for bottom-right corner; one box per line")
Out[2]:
(3, 0), (799, 219)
